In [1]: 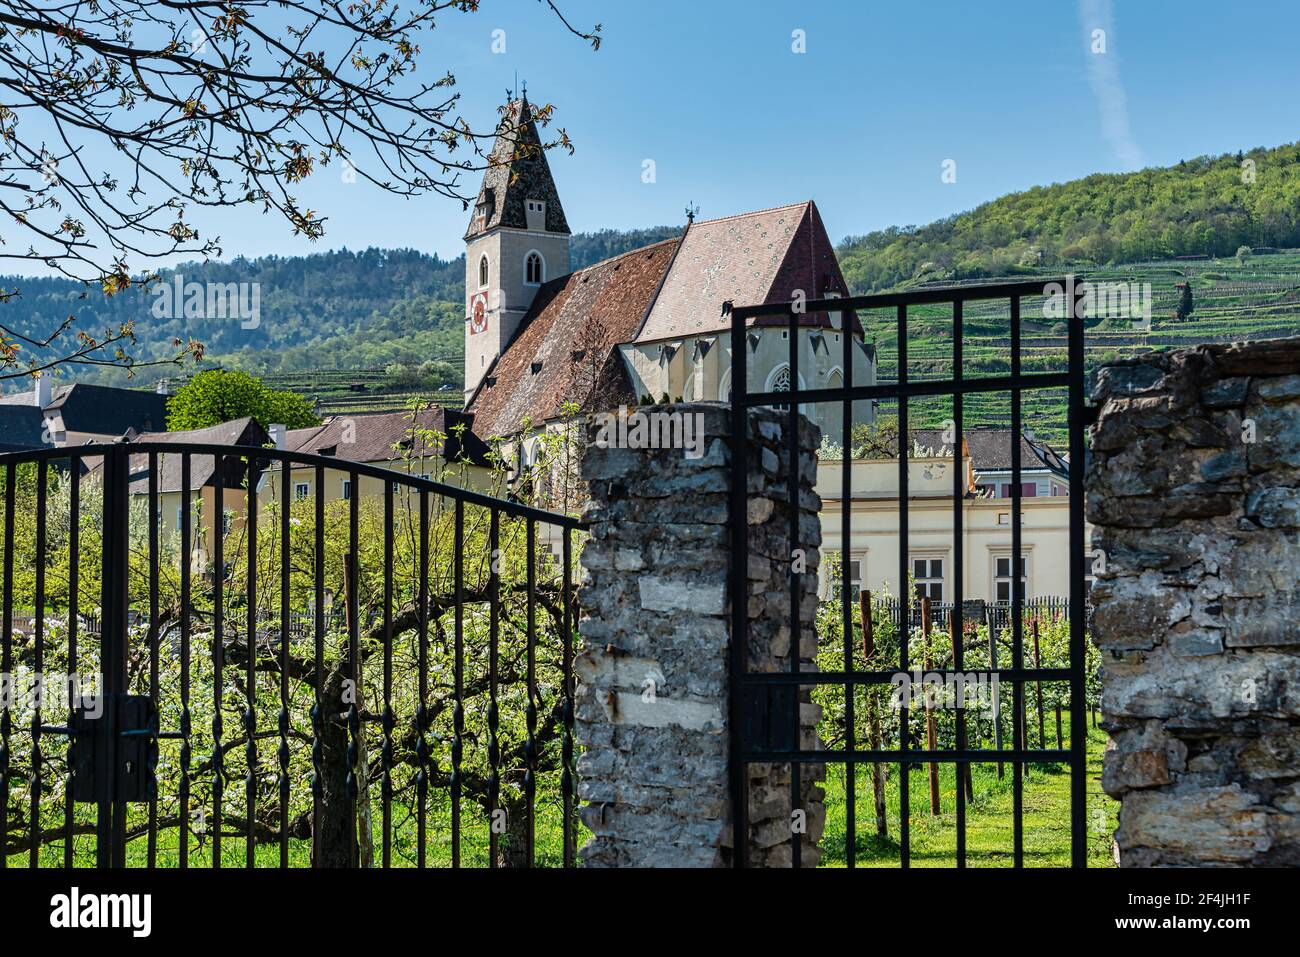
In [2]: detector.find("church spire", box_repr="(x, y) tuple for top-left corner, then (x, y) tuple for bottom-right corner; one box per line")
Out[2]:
(464, 93), (570, 241)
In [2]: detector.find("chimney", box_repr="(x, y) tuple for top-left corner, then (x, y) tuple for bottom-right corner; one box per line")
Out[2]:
(33, 375), (52, 409)
(269, 423), (286, 450)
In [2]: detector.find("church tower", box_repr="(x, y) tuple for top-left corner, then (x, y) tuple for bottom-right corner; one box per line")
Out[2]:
(464, 93), (571, 400)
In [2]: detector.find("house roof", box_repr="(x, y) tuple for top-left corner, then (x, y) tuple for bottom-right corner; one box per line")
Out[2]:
(2, 383), (171, 436)
(465, 97), (570, 240)
(77, 417), (268, 493)
(466, 238), (682, 437)
(911, 427), (1068, 478)
(0, 405), (50, 452)
(635, 200), (860, 343)
(283, 407), (492, 468)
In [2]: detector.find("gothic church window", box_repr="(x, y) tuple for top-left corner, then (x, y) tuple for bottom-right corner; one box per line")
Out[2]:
(525, 251), (544, 285)
(479, 254), (489, 288)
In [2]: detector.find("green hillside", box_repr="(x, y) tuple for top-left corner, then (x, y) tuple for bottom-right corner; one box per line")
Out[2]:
(5, 140), (1300, 436)
(861, 249), (1300, 445)
(838, 142), (1300, 292)
(0, 228), (682, 397)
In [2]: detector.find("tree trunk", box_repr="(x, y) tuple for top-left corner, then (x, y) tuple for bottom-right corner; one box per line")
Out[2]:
(496, 796), (533, 868)
(867, 700), (888, 839)
(313, 668), (353, 867)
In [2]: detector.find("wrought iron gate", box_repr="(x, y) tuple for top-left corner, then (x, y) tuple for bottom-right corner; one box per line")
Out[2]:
(0, 440), (579, 868)
(727, 278), (1090, 867)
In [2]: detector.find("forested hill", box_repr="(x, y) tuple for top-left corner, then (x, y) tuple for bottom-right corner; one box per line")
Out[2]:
(7, 139), (1300, 393)
(0, 227), (682, 390)
(837, 142), (1300, 292)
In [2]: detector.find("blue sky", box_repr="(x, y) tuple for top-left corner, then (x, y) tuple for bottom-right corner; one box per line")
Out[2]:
(67, 0), (1300, 266)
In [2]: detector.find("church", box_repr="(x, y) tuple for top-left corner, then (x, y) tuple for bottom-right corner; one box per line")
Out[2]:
(461, 96), (876, 464)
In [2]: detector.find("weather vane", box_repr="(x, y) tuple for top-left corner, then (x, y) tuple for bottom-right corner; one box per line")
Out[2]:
(685, 201), (699, 224)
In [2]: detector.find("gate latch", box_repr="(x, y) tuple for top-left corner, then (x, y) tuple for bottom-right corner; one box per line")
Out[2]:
(737, 684), (798, 754)
(68, 694), (160, 804)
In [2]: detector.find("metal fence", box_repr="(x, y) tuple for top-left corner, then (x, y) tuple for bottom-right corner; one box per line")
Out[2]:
(727, 278), (1090, 868)
(0, 443), (580, 869)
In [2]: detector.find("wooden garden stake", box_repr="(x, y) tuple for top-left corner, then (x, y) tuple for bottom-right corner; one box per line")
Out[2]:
(1032, 618), (1045, 750)
(922, 597), (940, 816)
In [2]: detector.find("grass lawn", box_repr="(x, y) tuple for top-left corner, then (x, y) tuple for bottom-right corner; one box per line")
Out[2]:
(818, 717), (1116, 867)
(10, 719), (1115, 868)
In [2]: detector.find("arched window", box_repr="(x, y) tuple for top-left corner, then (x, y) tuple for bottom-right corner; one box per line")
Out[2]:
(827, 368), (844, 392)
(768, 365), (792, 393)
(525, 251), (544, 285)
(478, 254), (489, 288)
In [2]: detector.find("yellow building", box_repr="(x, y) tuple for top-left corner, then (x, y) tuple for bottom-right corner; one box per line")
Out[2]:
(817, 429), (1088, 605)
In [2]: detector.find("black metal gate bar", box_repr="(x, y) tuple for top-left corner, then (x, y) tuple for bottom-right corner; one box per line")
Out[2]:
(452, 496), (464, 868)
(279, 451), (292, 869)
(5, 462), (20, 870)
(524, 518), (537, 868)
(383, 479), (396, 870)
(840, 290), (855, 868)
(728, 296), (750, 868)
(147, 452), (160, 868)
(416, 489), (430, 868)
(346, 467), (360, 870)
(1012, 294), (1025, 867)
(786, 304), (802, 868)
(65, 454), (80, 869)
(212, 455), (225, 869)
(180, 452), (193, 869)
(487, 507), (500, 869)
(246, 454), (259, 868)
(311, 463), (325, 868)
(897, 302), (910, 869)
(952, 300), (966, 868)
(1068, 281), (1089, 868)
(728, 277), (1088, 868)
(30, 460), (47, 868)
(561, 526), (576, 869)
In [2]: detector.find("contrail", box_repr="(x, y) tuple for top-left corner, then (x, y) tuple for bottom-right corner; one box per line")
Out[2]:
(1078, 0), (1145, 169)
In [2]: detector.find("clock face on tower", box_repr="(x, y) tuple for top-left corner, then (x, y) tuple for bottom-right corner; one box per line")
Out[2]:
(469, 292), (488, 335)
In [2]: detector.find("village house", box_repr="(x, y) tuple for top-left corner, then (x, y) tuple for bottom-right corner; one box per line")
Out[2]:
(259, 407), (497, 508)
(0, 377), (170, 449)
(817, 427), (1085, 605)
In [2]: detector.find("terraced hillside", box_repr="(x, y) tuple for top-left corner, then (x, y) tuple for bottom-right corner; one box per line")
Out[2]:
(862, 250), (1300, 445)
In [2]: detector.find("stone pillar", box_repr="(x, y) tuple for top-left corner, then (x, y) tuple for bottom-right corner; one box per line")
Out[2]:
(1088, 338), (1300, 867)
(575, 403), (825, 867)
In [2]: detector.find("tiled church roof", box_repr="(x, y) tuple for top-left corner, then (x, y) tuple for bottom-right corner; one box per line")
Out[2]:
(464, 97), (570, 240)
(467, 238), (681, 437)
(636, 201), (860, 342)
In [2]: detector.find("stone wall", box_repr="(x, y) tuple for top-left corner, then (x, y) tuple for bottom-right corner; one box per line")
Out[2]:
(1088, 337), (1300, 866)
(575, 403), (824, 867)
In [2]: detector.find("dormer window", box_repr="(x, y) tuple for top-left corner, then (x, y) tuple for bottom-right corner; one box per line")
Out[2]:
(524, 198), (546, 231)
(475, 188), (495, 223)
(525, 251), (544, 285)
(478, 254), (489, 289)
